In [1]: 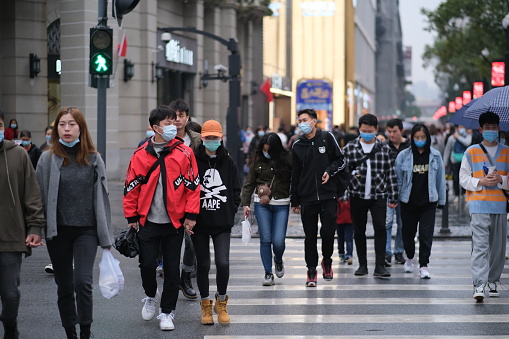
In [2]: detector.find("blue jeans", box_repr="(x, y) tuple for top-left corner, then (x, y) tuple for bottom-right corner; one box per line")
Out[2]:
(385, 203), (404, 256)
(337, 223), (353, 258)
(254, 203), (289, 273)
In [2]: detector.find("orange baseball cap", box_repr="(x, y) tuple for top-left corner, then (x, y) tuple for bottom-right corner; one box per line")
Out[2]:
(201, 120), (223, 138)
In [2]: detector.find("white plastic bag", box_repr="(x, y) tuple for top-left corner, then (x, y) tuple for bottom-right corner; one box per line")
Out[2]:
(99, 249), (124, 299)
(241, 217), (252, 245)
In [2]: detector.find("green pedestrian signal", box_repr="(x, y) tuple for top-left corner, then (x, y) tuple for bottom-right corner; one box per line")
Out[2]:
(89, 28), (113, 76)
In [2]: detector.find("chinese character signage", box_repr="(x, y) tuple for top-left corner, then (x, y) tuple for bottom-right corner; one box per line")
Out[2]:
(463, 91), (472, 105)
(448, 101), (456, 113)
(455, 97), (463, 111)
(492, 62), (505, 87)
(473, 82), (484, 99)
(296, 79), (333, 130)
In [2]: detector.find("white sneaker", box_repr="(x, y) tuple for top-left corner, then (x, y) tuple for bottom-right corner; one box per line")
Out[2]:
(488, 282), (499, 297)
(473, 284), (485, 301)
(141, 296), (157, 321)
(404, 259), (414, 273)
(157, 312), (175, 331)
(419, 266), (431, 279)
(44, 263), (54, 274)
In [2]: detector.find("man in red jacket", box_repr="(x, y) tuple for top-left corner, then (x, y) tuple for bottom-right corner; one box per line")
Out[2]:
(123, 105), (200, 332)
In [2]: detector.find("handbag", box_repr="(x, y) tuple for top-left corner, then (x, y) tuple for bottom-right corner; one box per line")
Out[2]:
(113, 227), (140, 258)
(257, 175), (275, 206)
(478, 143), (509, 212)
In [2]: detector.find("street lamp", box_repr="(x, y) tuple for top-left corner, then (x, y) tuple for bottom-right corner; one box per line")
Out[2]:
(502, 13), (509, 86)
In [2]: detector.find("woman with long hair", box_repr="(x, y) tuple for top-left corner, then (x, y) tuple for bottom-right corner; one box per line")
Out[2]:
(36, 107), (113, 339)
(241, 132), (292, 286)
(188, 120), (240, 326)
(4, 118), (19, 140)
(395, 124), (446, 279)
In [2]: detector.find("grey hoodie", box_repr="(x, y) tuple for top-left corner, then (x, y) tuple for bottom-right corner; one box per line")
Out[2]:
(0, 140), (45, 253)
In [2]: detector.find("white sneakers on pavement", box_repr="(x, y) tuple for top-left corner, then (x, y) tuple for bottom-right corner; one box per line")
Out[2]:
(419, 266), (431, 279)
(403, 259), (414, 273)
(157, 312), (175, 331)
(141, 296), (157, 321)
(473, 284), (485, 302)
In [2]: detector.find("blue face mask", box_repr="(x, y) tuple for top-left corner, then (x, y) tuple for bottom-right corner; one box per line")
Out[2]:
(263, 151), (271, 159)
(21, 140), (31, 147)
(258, 131), (265, 138)
(0, 130), (4, 143)
(59, 137), (80, 148)
(146, 130), (155, 138)
(158, 125), (177, 141)
(46, 135), (51, 142)
(298, 122), (313, 135)
(414, 139), (426, 148)
(458, 128), (466, 136)
(10, 124), (17, 129)
(203, 140), (221, 152)
(483, 130), (498, 143)
(360, 132), (375, 142)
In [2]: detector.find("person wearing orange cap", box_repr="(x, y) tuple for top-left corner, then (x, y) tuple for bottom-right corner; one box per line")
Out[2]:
(186, 120), (241, 326)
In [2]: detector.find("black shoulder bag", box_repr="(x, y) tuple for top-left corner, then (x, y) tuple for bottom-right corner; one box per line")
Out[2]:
(478, 143), (509, 212)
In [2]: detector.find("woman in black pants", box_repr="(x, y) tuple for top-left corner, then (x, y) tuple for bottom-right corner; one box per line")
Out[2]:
(37, 107), (113, 339)
(395, 124), (446, 279)
(186, 120), (240, 326)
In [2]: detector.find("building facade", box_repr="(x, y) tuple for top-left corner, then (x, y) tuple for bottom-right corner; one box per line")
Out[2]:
(0, 0), (268, 178)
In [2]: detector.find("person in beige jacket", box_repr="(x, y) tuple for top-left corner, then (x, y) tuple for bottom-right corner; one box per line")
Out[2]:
(0, 110), (45, 338)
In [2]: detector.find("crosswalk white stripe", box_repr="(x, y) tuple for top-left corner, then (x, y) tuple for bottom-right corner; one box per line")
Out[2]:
(225, 314), (509, 323)
(226, 285), (476, 291)
(226, 297), (509, 305)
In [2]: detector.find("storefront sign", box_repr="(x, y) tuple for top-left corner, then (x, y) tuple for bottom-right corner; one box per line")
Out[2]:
(492, 61), (505, 87)
(296, 79), (333, 130)
(473, 82), (484, 99)
(157, 31), (197, 73)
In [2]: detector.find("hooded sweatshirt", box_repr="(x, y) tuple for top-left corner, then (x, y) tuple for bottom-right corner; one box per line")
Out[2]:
(193, 145), (241, 235)
(0, 140), (45, 252)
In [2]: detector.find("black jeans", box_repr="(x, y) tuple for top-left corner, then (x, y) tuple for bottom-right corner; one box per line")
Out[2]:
(138, 221), (184, 313)
(300, 199), (337, 268)
(350, 197), (387, 267)
(0, 252), (22, 326)
(46, 226), (98, 328)
(451, 162), (462, 197)
(192, 231), (231, 298)
(401, 202), (437, 267)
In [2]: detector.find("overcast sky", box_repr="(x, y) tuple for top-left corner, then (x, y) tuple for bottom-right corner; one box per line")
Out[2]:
(399, 0), (443, 101)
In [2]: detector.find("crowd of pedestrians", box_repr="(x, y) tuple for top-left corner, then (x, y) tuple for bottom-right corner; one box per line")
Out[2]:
(1, 103), (508, 338)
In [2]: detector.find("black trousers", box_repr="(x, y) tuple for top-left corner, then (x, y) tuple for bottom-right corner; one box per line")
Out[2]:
(192, 231), (231, 298)
(46, 226), (98, 328)
(350, 197), (387, 267)
(138, 221), (184, 313)
(300, 199), (337, 268)
(401, 202), (436, 267)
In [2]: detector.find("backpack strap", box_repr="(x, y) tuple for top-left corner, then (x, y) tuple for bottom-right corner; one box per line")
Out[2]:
(143, 141), (183, 184)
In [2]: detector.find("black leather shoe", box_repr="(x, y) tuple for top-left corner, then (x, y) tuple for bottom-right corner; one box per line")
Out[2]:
(394, 253), (405, 264)
(374, 265), (391, 277)
(179, 270), (197, 299)
(384, 254), (392, 267)
(64, 326), (78, 339)
(354, 265), (368, 276)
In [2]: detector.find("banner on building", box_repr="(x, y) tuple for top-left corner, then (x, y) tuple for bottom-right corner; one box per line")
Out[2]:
(473, 82), (484, 99)
(492, 61), (505, 87)
(296, 79), (333, 131)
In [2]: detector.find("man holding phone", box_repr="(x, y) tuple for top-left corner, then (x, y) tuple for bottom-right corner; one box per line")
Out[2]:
(460, 111), (509, 302)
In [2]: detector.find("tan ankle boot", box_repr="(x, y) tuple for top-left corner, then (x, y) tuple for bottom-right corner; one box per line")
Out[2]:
(200, 299), (214, 325)
(214, 295), (230, 324)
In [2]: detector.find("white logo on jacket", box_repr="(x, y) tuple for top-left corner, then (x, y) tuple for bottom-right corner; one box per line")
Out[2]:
(201, 168), (227, 210)
(318, 146), (326, 153)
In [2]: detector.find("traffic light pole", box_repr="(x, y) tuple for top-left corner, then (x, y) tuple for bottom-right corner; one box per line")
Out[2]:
(96, 0), (109, 164)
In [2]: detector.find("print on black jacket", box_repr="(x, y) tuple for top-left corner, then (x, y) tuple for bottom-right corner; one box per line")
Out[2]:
(194, 144), (241, 235)
(290, 129), (346, 207)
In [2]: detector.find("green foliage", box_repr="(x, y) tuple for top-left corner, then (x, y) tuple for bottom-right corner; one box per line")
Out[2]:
(422, 0), (509, 98)
(403, 90), (422, 118)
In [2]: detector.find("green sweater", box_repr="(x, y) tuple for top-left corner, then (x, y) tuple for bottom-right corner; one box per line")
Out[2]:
(0, 140), (45, 253)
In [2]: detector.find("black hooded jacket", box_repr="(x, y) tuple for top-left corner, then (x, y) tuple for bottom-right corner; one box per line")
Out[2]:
(290, 129), (346, 206)
(194, 144), (241, 234)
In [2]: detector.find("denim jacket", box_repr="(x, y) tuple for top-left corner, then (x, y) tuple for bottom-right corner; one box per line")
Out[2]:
(395, 147), (446, 205)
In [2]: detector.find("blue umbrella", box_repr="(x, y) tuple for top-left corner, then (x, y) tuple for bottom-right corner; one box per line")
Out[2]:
(464, 86), (509, 122)
(449, 96), (509, 131)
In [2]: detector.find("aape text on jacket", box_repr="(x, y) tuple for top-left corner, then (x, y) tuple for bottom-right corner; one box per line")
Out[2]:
(123, 138), (200, 227)
(290, 129), (346, 207)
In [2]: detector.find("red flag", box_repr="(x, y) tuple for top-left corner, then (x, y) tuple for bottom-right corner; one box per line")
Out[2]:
(260, 78), (273, 103)
(118, 31), (127, 57)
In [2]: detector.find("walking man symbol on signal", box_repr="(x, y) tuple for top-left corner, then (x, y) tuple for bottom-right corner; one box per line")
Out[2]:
(94, 55), (108, 72)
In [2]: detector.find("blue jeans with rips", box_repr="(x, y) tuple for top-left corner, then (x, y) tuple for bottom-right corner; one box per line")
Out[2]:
(385, 202), (404, 256)
(254, 203), (289, 273)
